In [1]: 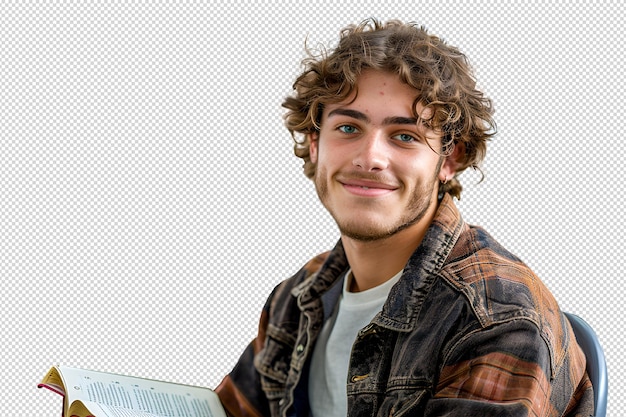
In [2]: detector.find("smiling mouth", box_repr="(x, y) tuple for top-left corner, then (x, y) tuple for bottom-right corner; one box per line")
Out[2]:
(339, 179), (398, 190)
(340, 182), (397, 197)
(334, 173), (400, 196)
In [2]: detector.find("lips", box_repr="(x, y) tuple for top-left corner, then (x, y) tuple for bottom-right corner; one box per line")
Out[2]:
(338, 177), (398, 197)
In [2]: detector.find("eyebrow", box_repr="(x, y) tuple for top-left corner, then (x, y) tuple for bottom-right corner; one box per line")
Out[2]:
(327, 108), (418, 126)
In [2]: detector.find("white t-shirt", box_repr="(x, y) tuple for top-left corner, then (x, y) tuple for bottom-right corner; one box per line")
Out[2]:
(308, 269), (403, 417)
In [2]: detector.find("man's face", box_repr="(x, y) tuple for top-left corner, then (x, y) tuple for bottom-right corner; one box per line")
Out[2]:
(309, 70), (456, 242)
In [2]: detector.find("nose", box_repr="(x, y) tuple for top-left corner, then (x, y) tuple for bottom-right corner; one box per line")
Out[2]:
(352, 131), (389, 171)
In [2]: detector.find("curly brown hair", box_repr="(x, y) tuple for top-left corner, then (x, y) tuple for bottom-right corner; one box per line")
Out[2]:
(282, 18), (496, 199)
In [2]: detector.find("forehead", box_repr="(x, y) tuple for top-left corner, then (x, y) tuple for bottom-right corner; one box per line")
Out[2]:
(323, 70), (430, 119)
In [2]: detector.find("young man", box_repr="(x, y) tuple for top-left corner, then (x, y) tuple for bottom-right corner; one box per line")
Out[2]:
(216, 19), (594, 416)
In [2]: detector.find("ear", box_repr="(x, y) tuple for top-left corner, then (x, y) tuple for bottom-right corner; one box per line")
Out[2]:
(439, 141), (465, 182)
(309, 132), (319, 164)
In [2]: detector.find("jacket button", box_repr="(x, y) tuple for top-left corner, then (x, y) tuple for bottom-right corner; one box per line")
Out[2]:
(296, 344), (305, 353)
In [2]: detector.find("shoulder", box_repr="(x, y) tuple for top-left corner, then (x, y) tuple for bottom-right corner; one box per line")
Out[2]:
(441, 224), (554, 323)
(267, 239), (348, 306)
(270, 251), (331, 297)
(439, 224), (571, 374)
(262, 246), (345, 322)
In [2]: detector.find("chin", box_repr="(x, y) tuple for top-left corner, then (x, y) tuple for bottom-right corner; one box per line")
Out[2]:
(335, 204), (432, 242)
(337, 220), (406, 242)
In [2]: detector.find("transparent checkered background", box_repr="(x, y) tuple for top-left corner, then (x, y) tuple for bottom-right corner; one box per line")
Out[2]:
(1, 1), (623, 415)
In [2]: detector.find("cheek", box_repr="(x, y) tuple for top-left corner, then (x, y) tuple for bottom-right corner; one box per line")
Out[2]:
(312, 142), (338, 169)
(403, 163), (440, 186)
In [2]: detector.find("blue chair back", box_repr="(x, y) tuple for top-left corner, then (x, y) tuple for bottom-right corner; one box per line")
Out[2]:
(564, 312), (608, 417)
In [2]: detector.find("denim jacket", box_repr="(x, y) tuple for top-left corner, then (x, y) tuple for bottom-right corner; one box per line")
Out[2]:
(216, 194), (594, 416)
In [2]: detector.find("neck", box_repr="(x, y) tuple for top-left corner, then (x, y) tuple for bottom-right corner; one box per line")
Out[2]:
(342, 213), (435, 293)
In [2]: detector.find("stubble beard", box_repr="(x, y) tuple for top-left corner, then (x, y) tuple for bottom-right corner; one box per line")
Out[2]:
(314, 166), (441, 243)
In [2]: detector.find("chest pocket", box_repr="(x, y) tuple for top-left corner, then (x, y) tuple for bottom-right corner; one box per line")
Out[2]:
(383, 385), (431, 416)
(254, 323), (294, 387)
(346, 325), (436, 417)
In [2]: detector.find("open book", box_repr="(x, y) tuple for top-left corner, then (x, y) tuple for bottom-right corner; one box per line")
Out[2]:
(38, 365), (227, 417)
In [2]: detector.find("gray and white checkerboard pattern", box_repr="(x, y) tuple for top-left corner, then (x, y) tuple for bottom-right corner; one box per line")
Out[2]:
(1, 1), (623, 415)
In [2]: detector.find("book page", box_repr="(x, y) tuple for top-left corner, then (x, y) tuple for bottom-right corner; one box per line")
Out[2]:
(58, 366), (226, 417)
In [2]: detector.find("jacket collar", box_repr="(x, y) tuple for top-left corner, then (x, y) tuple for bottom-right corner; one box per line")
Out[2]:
(374, 194), (465, 331)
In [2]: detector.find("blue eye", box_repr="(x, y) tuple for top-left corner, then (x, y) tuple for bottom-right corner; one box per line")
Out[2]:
(338, 125), (358, 134)
(394, 133), (416, 143)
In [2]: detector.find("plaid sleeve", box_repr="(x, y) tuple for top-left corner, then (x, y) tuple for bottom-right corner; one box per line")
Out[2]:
(426, 318), (590, 417)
